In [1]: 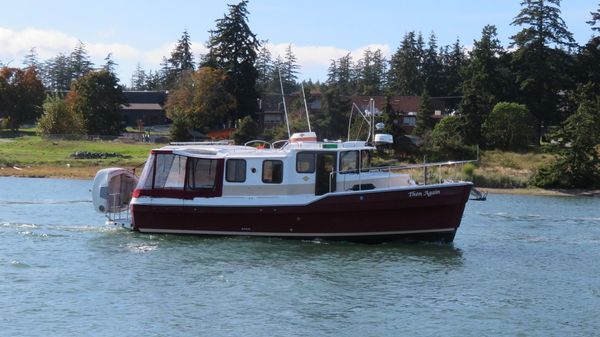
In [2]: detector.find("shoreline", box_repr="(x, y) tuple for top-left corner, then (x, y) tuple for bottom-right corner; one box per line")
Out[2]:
(2, 166), (598, 197)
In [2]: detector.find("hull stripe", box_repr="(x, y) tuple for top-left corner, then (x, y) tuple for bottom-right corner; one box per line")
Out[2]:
(137, 228), (456, 237)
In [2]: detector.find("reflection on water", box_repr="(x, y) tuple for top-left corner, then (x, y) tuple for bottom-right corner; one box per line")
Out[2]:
(1, 177), (600, 337)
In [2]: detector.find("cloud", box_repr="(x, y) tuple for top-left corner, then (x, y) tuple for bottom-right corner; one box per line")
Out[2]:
(0, 26), (141, 65)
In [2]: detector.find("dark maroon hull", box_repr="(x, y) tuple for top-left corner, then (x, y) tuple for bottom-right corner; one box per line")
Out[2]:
(131, 183), (472, 243)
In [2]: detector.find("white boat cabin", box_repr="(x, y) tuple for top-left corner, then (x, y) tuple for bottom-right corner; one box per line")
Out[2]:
(133, 138), (413, 200)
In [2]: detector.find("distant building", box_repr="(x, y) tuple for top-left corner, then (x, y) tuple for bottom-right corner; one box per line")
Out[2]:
(256, 93), (449, 133)
(120, 91), (169, 127)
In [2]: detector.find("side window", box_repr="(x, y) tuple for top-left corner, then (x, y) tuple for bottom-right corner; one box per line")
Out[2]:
(296, 152), (315, 173)
(340, 151), (359, 174)
(262, 160), (283, 184)
(226, 159), (246, 182)
(154, 154), (187, 189)
(187, 158), (218, 190)
(361, 150), (371, 170)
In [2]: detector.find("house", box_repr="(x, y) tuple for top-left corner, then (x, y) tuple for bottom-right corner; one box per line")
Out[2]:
(256, 93), (449, 133)
(120, 91), (169, 127)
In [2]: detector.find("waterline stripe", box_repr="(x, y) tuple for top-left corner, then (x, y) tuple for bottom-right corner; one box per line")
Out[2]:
(137, 228), (456, 237)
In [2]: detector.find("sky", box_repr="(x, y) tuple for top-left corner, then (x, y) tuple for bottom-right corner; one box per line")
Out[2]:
(0, 0), (598, 85)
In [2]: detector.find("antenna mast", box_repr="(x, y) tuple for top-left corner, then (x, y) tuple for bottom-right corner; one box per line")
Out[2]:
(301, 83), (312, 132)
(278, 68), (291, 139)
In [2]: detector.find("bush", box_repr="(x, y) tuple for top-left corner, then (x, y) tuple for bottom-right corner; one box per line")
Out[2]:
(462, 162), (475, 179)
(37, 94), (85, 135)
(482, 102), (536, 151)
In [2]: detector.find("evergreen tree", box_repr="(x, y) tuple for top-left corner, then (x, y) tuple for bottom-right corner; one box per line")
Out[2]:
(355, 49), (386, 95)
(22, 47), (41, 71)
(440, 38), (467, 98)
(281, 44), (299, 93)
(69, 40), (93, 80)
(336, 53), (354, 95)
(532, 83), (600, 188)
(326, 59), (338, 85)
(588, 3), (600, 32)
(314, 87), (350, 140)
(131, 63), (147, 90)
(43, 53), (72, 90)
(388, 31), (423, 95)
(510, 0), (577, 127)
(204, 0), (260, 120)
(68, 70), (126, 136)
(414, 90), (435, 136)
(255, 43), (274, 94)
(459, 25), (507, 145)
(169, 29), (195, 80)
(103, 53), (118, 75)
(422, 32), (443, 96)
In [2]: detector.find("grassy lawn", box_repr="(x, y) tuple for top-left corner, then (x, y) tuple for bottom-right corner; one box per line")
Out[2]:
(0, 135), (155, 168)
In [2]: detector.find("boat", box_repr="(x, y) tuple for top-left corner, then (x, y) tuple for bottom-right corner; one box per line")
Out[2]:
(91, 130), (473, 243)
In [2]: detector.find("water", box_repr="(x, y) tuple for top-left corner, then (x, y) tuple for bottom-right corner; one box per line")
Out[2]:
(1, 177), (599, 337)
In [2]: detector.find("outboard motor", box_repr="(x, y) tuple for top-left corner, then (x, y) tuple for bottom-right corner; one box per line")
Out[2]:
(92, 168), (138, 214)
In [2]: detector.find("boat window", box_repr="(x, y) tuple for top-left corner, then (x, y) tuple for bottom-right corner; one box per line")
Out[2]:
(154, 154), (187, 189)
(137, 154), (155, 189)
(226, 159), (246, 183)
(296, 152), (315, 173)
(262, 160), (283, 184)
(361, 150), (371, 170)
(187, 158), (218, 190)
(340, 151), (359, 174)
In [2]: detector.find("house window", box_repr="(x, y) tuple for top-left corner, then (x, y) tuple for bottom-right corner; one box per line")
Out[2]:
(187, 158), (218, 190)
(340, 151), (359, 174)
(296, 152), (315, 173)
(262, 160), (283, 183)
(226, 159), (246, 182)
(403, 116), (416, 126)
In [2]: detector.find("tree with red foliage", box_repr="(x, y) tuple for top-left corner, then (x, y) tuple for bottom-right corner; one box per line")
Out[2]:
(0, 67), (45, 131)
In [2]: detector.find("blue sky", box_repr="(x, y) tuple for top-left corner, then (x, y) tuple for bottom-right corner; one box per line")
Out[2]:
(1, 0), (597, 84)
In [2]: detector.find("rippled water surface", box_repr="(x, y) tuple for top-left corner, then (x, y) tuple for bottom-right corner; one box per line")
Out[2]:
(1, 177), (600, 336)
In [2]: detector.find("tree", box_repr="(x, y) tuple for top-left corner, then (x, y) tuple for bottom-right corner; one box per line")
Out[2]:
(69, 40), (93, 80)
(314, 87), (350, 140)
(68, 70), (126, 136)
(335, 53), (354, 95)
(169, 108), (192, 142)
(414, 90), (435, 136)
(482, 102), (536, 150)
(232, 115), (259, 144)
(130, 63), (147, 90)
(280, 44), (299, 93)
(532, 83), (600, 188)
(22, 47), (41, 71)
(43, 53), (72, 90)
(422, 32), (443, 96)
(510, 0), (577, 127)
(255, 43), (275, 94)
(355, 49), (387, 95)
(0, 67), (45, 131)
(428, 115), (472, 161)
(388, 31), (424, 96)
(588, 3), (600, 32)
(103, 53), (118, 75)
(459, 25), (507, 145)
(169, 29), (195, 81)
(204, 0), (260, 120)
(165, 67), (237, 131)
(440, 38), (467, 98)
(37, 94), (84, 135)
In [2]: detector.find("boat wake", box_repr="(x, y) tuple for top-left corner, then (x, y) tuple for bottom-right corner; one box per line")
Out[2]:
(0, 200), (91, 205)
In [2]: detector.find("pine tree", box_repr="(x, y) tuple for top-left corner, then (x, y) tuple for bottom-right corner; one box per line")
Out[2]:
(281, 44), (299, 93)
(440, 38), (467, 98)
(23, 47), (41, 71)
(414, 90), (435, 136)
(588, 3), (600, 32)
(255, 43), (274, 94)
(43, 53), (72, 90)
(336, 54), (353, 95)
(326, 59), (338, 85)
(388, 31), (423, 95)
(169, 29), (195, 80)
(422, 32), (443, 96)
(131, 63), (147, 90)
(103, 53), (118, 75)
(459, 25), (507, 145)
(205, 0), (260, 120)
(510, 0), (577, 127)
(69, 40), (93, 80)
